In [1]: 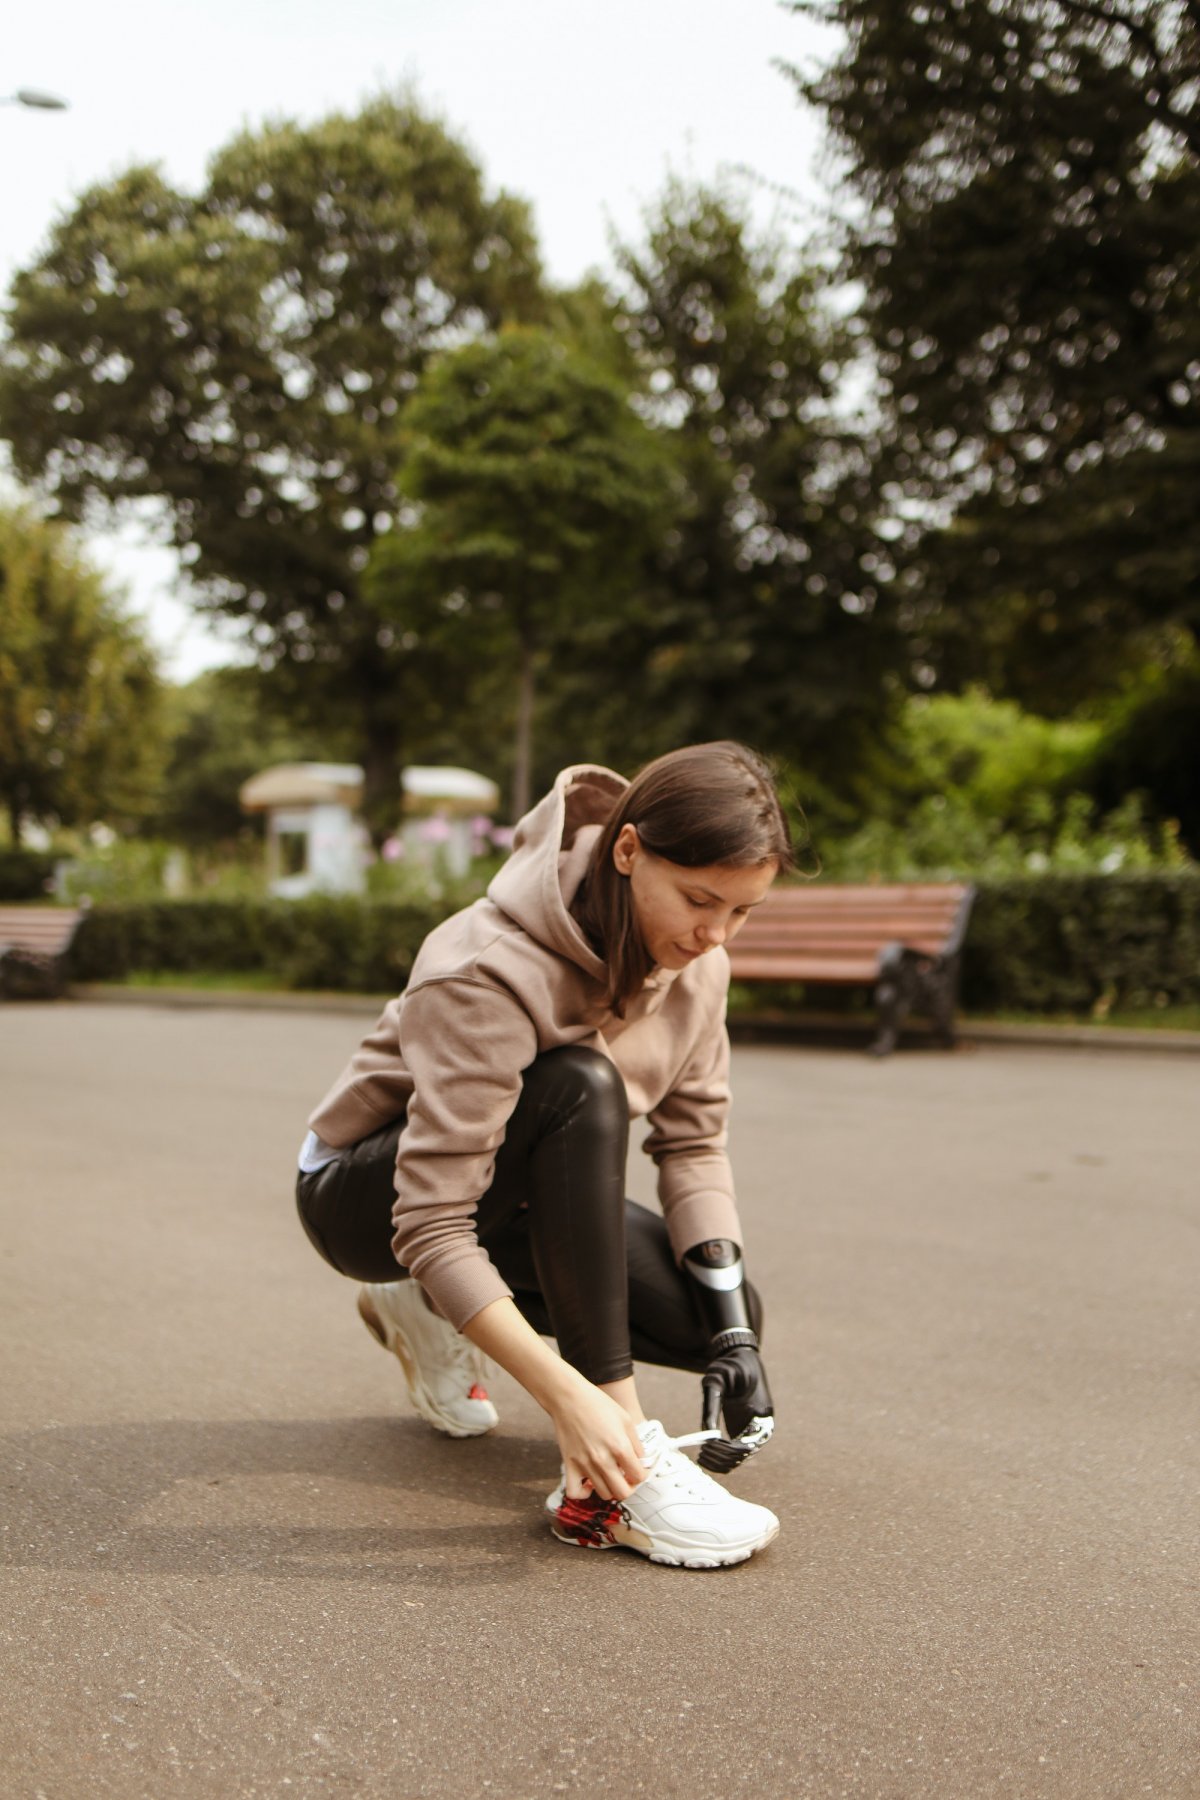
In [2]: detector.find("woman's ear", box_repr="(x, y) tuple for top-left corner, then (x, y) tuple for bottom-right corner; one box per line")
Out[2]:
(612, 822), (640, 877)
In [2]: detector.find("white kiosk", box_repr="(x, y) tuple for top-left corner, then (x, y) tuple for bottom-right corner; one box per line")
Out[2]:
(401, 765), (501, 877)
(239, 762), (501, 896)
(239, 763), (368, 899)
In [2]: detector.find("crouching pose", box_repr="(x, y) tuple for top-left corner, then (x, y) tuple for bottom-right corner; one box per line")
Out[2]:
(296, 741), (792, 1568)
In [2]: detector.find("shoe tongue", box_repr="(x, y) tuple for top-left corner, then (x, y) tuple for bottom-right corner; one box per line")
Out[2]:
(636, 1419), (667, 1461)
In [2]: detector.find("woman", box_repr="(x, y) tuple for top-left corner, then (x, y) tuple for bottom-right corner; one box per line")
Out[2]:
(297, 741), (792, 1568)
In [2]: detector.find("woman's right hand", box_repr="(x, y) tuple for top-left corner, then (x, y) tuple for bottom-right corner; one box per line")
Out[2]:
(549, 1373), (647, 1502)
(461, 1297), (646, 1499)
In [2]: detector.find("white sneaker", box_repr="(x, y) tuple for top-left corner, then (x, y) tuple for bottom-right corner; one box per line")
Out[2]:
(357, 1281), (498, 1438)
(546, 1419), (779, 1568)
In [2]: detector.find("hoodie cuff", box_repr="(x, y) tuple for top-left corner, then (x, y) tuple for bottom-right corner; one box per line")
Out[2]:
(663, 1193), (746, 1267)
(401, 1241), (514, 1333)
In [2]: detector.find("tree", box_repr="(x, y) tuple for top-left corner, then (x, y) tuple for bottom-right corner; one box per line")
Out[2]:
(606, 183), (907, 791)
(150, 665), (356, 848)
(1075, 646), (1200, 855)
(0, 94), (545, 832)
(788, 1), (1200, 707)
(0, 507), (162, 840)
(367, 326), (676, 817)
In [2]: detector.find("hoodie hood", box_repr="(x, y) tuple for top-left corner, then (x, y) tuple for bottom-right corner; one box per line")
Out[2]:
(487, 764), (626, 979)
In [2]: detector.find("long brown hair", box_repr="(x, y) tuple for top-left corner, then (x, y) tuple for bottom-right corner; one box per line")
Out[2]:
(574, 741), (796, 1016)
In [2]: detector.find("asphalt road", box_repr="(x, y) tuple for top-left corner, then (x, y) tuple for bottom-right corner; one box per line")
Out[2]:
(1, 1002), (1196, 1799)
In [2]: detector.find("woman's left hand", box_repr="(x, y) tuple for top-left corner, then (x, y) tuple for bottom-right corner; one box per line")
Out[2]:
(702, 1343), (774, 1440)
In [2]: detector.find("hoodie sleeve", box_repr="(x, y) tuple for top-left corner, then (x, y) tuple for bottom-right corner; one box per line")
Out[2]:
(642, 1014), (745, 1263)
(391, 976), (539, 1329)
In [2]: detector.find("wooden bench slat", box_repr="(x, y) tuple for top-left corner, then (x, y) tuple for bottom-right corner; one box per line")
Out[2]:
(729, 956), (880, 983)
(759, 889), (968, 907)
(736, 915), (957, 929)
(746, 907), (964, 925)
(734, 922), (959, 944)
(0, 919), (77, 943)
(731, 944), (949, 966)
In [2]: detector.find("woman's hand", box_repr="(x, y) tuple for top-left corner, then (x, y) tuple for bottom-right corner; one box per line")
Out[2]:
(461, 1296), (645, 1499)
(547, 1374), (647, 1502)
(703, 1343), (774, 1440)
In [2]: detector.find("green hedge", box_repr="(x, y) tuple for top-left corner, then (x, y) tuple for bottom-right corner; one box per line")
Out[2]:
(66, 873), (1200, 1012)
(962, 873), (1200, 1012)
(70, 896), (447, 995)
(0, 849), (57, 901)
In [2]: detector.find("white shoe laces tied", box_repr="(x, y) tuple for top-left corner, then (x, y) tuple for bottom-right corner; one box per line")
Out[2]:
(641, 1428), (723, 1498)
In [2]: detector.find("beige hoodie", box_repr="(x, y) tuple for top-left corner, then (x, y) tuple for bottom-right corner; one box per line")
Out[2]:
(308, 764), (743, 1329)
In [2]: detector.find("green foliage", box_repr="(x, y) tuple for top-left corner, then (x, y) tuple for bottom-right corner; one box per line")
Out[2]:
(874, 691), (1101, 819)
(0, 507), (163, 838)
(0, 94), (546, 827)
(150, 665), (354, 847)
(70, 897), (447, 992)
(363, 853), (497, 906)
(1073, 650), (1200, 855)
(963, 874), (1200, 1013)
(67, 872), (1200, 1016)
(789, 1), (1200, 706)
(54, 838), (181, 903)
(0, 848), (56, 899)
(823, 790), (1188, 883)
(803, 689), (1188, 879)
(369, 324), (676, 815)
(599, 182), (906, 791)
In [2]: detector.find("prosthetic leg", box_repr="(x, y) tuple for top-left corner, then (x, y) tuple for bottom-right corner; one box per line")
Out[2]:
(682, 1239), (775, 1472)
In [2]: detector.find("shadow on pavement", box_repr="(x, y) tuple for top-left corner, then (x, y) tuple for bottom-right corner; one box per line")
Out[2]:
(1, 1414), (560, 1590)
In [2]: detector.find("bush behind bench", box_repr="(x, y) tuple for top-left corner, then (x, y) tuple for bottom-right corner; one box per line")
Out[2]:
(66, 874), (1200, 1014)
(963, 873), (1200, 1012)
(69, 896), (446, 996)
(0, 850), (58, 902)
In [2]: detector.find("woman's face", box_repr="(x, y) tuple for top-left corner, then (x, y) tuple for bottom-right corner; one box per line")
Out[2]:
(612, 824), (777, 972)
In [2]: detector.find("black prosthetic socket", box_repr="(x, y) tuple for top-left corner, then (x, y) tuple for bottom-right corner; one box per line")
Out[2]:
(682, 1238), (759, 1351)
(682, 1239), (775, 1471)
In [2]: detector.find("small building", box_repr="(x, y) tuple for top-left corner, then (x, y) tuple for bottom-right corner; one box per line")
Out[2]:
(239, 764), (368, 899)
(239, 762), (502, 896)
(401, 765), (501, 878)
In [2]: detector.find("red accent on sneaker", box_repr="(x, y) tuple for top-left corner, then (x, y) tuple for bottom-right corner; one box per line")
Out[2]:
(554, 1494), (623, 1548)
(467, 1383), (489, 1401)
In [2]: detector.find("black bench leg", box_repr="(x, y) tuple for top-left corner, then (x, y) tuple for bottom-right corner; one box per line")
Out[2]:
(0, 950), (60, 1000)
(872, 946), (914, 1057)
(927, 956), (960, 1046)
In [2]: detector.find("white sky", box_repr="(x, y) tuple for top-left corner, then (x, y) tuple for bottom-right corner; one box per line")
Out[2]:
(3, 0), (839, 680)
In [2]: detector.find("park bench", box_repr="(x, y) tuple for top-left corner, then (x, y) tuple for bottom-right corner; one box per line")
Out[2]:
(0, 902), (91, 1000)
(726, 882), (975, 1056)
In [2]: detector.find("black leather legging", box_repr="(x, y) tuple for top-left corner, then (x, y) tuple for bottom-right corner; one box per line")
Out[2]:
(296, 1045), (762, 1387)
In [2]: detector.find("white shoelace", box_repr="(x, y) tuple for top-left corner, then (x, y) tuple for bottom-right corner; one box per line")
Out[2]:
(445, 1332), (490, 1383)
(424, 1307), (490, 1385)
(641, 1428), (724, 1498)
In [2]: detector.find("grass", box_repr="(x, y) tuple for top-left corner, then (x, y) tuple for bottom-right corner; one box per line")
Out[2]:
(980, 1004), (1200, 1033)
(116, 969), (287, 993)
(82, 970), (1200, 1033)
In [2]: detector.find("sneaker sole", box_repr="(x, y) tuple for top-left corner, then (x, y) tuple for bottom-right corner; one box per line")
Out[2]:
(549, 1499), (779, 1568)
(358, 1290), (496, 1440)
